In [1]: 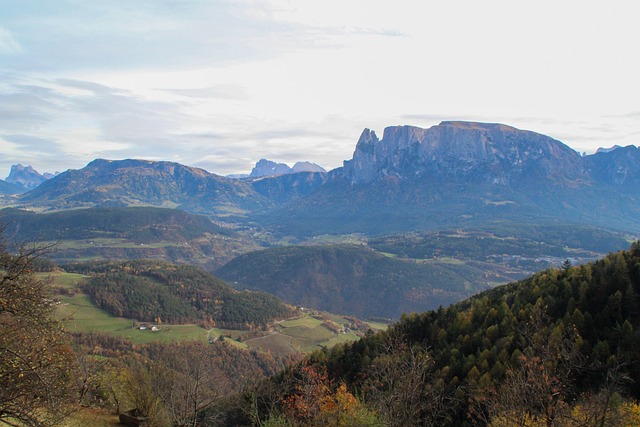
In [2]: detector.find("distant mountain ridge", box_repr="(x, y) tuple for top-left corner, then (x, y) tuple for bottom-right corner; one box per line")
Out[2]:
(259, 121), (640, 235)
(1, 164), (57, 193)
(596, 144), (623, 154)
(249, 171), (329, 204)
(249, 159), (326, 178)
(584, 144), (640, 188)
(18, 158), (275, 216)
(7, 121), (640, 235)
(343, 122), (587, 187)
(339, 121), (640, 190)
(13, 158), (331, 217)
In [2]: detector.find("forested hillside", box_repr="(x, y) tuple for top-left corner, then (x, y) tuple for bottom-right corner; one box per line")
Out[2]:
(216, 244), (496, 318)
(0, 207), (258, 268)
(67, 260), (296, 329)
(236, 242), (640, 426)
(0, 179), (23, 195)
(0, 206), (229, 242)
(368, 224), (629, 260)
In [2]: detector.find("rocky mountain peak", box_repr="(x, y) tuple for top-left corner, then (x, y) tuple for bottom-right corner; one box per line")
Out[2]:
(249, 159), (326, 178)
(355, 128), (379, 151)
(249, 159), (292, 178)
(292, 161), (326, 174)
(6, 164), (54, 191)
(343, 121), (586, 187)
(342, 129), (380, 182)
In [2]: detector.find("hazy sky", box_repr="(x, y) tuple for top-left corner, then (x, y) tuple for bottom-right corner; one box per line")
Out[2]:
(1, 0), (639, 177)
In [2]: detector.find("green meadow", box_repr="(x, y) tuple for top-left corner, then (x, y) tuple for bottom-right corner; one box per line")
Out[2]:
(46, 272), (384, 353)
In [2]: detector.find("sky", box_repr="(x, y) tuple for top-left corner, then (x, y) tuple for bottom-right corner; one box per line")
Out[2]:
(1, 0), (639, 178)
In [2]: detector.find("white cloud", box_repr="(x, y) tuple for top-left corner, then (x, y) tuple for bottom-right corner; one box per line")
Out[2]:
(0, 0), (639, 178)
(0, 26), (21, 53)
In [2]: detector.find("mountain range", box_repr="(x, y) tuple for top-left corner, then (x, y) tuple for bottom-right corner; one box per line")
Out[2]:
(344, 122), (585, 186)
(15, 158), (276, 216)
(3, 122), (636, 229)
(3, 120), (640, 239)
(259, 121), (640, 235)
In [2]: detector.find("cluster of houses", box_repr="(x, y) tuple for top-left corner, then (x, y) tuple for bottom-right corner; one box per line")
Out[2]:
(134, 322), (160, 332)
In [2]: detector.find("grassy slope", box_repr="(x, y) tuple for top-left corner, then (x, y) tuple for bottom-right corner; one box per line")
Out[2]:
(241, 312), (367, 354)
(44, 272), (381, 352)
(57, 293), (210, 344)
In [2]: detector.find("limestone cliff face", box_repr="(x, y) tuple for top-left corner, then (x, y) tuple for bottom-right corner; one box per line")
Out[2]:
(343, 121), (587, 187)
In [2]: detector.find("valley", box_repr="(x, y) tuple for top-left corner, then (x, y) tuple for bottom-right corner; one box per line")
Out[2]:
(1, 203), (633, 321)
(2, 120), (640, 426)
(4, 1), (640, 424)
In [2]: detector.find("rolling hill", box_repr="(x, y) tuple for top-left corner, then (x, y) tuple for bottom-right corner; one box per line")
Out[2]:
(215, 224), (631, 319)
(367, 224), (631, 270)
(0, 207), (259, 269)
(215, 244), (515, 318)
